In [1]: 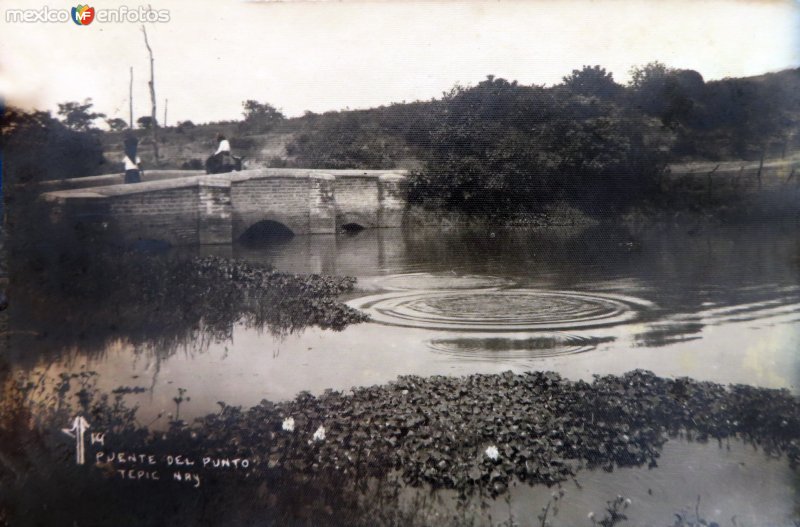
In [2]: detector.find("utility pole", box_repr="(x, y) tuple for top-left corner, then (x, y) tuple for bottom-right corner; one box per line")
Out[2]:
(164, 98), (168, 128)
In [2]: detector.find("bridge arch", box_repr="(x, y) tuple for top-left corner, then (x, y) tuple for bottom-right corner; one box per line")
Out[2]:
(336, 210), (377, 231)
(340, 222), (366, 233)
(238, 220), (295, 244)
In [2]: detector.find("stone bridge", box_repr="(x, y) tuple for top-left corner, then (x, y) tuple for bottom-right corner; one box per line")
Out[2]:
(40, 168), (409, 245)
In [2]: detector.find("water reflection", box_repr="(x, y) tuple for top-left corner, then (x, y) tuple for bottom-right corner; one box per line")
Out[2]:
(428, 334), (616, 360)
(223, 222), (800, 398)
(5, 222), (800, 524)
(4, 252), (365, 369)
(369, 272), (517, 291)
(633, 322), (705, 348)
(6, 222), (800, 409)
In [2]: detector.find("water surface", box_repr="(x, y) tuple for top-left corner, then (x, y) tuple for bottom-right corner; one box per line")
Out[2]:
(10, 222), (800, 522)
(21, 223), (800, 419)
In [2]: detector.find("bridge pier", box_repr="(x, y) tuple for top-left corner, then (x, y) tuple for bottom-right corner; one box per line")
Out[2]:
(198, 176), (232, 245)
(309, 174), (337, 234)
(377, 173), (406, 228)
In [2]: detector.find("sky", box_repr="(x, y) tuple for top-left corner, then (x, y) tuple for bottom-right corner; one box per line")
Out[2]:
(1, 0), (799, 124)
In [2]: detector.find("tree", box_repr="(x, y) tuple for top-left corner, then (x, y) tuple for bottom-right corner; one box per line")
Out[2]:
(408, 77), (671, 214)
(141, 25), (160, 164)
(2, 107), (106, 184)
(241, 100), (285, 133)
(628, 61), (671, 91)
(176, 120), (195, 133)
(628, 62), (705, 127)
(56, 99), (106, 131)
(628, 62), (671, 116)
(562, 65), (621, 99)
(106, 118), (129, 132)
(285, 111), (399, 170)
(137, 116), (155, 129)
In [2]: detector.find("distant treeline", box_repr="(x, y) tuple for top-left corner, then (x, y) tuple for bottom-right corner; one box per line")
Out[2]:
(283, 64), (800, 213)
(3, 64), (799, 214)
(283, 64), (800, 170)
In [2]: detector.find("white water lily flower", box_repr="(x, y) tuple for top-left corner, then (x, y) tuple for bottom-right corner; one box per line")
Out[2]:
(313, 425), (326, 442)
(282, 417), (295, 432)
(484, 445), (500, 460)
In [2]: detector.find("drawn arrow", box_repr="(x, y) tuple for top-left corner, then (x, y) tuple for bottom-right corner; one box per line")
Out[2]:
(61, 415), (90, 465)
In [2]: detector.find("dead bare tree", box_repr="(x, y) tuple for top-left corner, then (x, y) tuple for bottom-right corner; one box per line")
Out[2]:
(129, 66), (134, 129)
(141, 25), (160, 164)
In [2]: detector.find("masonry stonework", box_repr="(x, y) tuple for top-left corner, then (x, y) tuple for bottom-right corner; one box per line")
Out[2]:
(40, 169), (408, 245)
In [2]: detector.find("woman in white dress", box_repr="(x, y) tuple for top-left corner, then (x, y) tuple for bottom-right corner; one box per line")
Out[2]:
(123, 136), (141, 183)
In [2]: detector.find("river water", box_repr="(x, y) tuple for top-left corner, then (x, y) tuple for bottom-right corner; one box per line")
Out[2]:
(59, 222), (799, 411)
(17, 222), (800, 524)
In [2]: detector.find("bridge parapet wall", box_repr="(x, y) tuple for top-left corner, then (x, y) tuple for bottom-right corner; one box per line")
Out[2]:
(35, 170), (204, 193)
(42, 180), (194, 246)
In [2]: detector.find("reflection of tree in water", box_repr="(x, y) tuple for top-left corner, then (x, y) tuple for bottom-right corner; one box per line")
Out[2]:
(400, 223), (800, 324)
(6, 252), (368, 366)
(632, 322), (705, 348)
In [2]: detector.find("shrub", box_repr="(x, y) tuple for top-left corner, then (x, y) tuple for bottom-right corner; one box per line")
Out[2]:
(408, 77), (672, 214)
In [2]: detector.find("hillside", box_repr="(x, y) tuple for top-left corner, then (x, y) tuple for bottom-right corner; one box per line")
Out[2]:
(95, 67), (800, 174)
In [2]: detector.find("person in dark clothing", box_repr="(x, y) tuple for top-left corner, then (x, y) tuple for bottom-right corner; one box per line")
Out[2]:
(123, 136), (141, 183)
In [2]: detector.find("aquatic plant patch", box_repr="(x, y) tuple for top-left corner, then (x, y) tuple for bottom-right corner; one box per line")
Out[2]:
(7, 253), (369, 360)
(192, 370), (800, 497)
(3, 369), (800, 525)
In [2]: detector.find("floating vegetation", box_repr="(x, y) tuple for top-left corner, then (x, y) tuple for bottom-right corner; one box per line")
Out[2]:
(7, 253), (369, 361)
(3, 369), (800, 525)
(191, 370), (800, 499)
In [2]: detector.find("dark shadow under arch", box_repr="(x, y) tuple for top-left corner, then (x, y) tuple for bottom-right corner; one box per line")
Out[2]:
(341, 223), (366, 234)
(239, 220), (295, 245)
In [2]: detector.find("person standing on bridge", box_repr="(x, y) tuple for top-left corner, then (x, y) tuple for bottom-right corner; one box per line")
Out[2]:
(123, 135), (142, 184)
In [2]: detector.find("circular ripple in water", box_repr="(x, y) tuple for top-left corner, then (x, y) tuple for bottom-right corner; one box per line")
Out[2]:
(376, 273), (516, 291)
(428, 334), (615, 360)
(349, 289), (651, 331)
